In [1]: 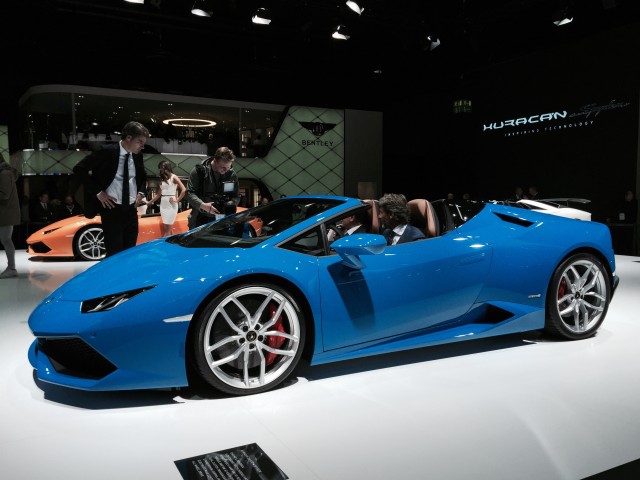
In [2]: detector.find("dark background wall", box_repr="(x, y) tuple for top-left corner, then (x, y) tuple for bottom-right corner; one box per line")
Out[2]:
(381, 22), (640, 222)
(1, 4), (639, 224)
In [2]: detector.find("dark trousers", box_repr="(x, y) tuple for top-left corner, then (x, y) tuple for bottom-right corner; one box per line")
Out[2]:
(195, 212), (217, 228)
(100, 204), (138, 257)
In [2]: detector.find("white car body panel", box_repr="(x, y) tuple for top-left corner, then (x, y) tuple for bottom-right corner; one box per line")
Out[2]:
(518, 199), (592, 221)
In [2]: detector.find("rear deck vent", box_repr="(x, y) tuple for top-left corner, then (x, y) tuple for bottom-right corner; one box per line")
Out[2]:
(494, 212), (534, 228)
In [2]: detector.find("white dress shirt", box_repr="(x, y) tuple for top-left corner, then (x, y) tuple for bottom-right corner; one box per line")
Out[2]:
(105, 142), (134, 205)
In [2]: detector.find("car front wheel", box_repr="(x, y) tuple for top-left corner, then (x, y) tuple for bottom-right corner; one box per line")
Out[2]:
(192, 283), (305, 395)
(545, 253), (611, 339)
(73, 226), (106, 261)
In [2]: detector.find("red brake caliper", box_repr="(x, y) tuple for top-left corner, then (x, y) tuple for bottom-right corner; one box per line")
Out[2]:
(265, 302), (286, 366)
(558, 278), (567, 300)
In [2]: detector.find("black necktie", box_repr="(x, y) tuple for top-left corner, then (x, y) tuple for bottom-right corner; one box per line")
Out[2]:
(385, 230), (395, 245)
(122, 153), (130, 207)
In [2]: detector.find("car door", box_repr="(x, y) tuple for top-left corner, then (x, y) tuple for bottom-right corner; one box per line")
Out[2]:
(317, 234), (493, 351)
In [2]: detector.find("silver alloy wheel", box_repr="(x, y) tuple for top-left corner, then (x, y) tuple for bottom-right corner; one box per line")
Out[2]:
(75, 227), (106, 261)
(202, 285), (302, 391)
(553, 257), (608, 334)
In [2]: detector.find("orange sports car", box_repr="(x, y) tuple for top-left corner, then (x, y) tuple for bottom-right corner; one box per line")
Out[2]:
(27, 207), (257, 261)
(27, 209), (193, 261)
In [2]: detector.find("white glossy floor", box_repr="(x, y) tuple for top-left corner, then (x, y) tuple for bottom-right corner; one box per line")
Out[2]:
(1, 251), (640, 480)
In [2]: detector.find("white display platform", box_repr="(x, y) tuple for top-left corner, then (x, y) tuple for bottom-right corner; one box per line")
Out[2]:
(1, 251), (639, 479)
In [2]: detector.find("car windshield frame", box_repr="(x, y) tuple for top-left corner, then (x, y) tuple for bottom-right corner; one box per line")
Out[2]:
(169, 197), (345, 249)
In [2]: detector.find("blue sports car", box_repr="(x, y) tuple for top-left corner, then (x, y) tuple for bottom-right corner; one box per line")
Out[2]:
(28, 195), (618, 396)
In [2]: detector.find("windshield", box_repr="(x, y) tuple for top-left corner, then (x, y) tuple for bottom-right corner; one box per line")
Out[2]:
(169, 197), (344, 249)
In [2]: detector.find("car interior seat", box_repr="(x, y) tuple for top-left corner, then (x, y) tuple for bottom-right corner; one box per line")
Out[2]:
(362, 199), (380, 234)
(430, 199), (455, 234)
(407, 199), (440, 238)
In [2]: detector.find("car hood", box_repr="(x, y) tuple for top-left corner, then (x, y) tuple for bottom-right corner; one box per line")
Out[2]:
(52, 238), (240, 301)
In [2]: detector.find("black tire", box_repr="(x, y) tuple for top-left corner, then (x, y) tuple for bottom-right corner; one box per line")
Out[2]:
(544, 253), (611, 339)
(73, 226), (106, 261)
(192, 283), (305, 395)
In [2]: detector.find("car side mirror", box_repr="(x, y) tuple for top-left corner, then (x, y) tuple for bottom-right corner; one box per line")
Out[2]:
(331, 233), (386, 269)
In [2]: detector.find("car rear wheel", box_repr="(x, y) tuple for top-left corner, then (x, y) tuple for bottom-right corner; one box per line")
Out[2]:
(192, 283), (305, 395)
(545, 253), (611, 339)
(73, 226), (106, 261)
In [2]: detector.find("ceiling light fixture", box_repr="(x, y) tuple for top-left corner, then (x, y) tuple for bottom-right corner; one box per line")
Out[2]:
(124, 0), (145, 4)
(423, 34), (440, 51)
(252, 7), (272, 25)
(162, 118), (216, 128)
(332, 25), (350, 40)
(552, 8), (573, 26)
(191, 0), (213, 17)
(346, 1), (365, 15)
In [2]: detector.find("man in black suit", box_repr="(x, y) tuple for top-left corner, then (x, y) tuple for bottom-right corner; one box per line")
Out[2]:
(327, 209), (368, 242)
(73, 121), (149, 258)
(340, 210), (367, 235)
(30, 192), (55, 225)
(379, 193), (426, 245)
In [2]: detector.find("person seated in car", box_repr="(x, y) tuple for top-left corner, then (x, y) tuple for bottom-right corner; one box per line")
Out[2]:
(379, 193), (426, 245)
(327, 209), (368, 242)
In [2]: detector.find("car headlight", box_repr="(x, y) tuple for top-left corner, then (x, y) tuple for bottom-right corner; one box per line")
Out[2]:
(42, 227), (62, 235)
(81, 286), (155, 313)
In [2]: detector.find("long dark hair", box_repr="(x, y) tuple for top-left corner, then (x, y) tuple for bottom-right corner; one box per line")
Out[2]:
(158, 160), (174, 182)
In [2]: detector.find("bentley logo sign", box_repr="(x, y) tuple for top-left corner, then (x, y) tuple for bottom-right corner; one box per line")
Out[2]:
(299, 122), (337, 137)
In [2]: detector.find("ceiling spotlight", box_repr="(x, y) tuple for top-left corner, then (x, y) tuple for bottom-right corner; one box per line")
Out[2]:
(191, 0), (213, 17)
(252, 7), (272, 25)
(552, 7), (573, 26)
(332, 25), (350, 40)
(423, 35), (440, 51)
(346, 1), (365, 15)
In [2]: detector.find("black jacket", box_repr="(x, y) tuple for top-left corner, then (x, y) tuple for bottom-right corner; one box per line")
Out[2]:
(29, 201), (55, 224)
(185, 162), (240, 218)
(55, 202), (84, 220)
(382, 225), (426, 245)
(73, 144), (146, 219)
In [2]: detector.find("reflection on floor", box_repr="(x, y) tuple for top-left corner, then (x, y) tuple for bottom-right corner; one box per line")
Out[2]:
(1, 251), (640, 479)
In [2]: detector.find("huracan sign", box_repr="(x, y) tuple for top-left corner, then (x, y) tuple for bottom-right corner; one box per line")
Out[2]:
(481, 100), (631, 135)
(483, 111), (568, 131)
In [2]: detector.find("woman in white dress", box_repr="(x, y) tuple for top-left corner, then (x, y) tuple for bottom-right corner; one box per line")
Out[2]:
(147, 161), (186, 236)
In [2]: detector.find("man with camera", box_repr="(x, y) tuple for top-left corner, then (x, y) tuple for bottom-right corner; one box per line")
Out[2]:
(185, 146), (240, 228)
